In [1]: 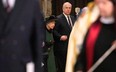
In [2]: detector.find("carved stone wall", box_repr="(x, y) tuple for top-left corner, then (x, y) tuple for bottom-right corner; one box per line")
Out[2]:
(40, 0), (92, 17)
(52, 0), (92, 16)
(40, 0), (52, 18)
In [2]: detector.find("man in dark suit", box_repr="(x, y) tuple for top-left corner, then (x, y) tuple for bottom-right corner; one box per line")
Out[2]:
(0, 0), (44, 72)
(53, 2), (75, 72)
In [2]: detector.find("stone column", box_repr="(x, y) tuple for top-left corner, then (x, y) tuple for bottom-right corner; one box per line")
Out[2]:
(40, 0), (52, 18)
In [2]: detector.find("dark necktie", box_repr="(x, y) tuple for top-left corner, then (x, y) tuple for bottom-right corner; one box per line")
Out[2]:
(67, 15), (72, 29)
(6, 0), (11, 12)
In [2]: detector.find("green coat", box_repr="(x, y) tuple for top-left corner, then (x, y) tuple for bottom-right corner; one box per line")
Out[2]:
(46, 30), (56, 72)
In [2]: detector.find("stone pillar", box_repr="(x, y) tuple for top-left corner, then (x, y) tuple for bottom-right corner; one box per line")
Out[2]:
(40, 0), (52, 18)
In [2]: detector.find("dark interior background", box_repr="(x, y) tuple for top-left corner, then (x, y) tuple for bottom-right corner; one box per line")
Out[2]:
(52, 0), (93, 16)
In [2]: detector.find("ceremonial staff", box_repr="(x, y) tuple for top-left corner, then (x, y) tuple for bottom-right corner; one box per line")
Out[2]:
(88, 41), (116, 72)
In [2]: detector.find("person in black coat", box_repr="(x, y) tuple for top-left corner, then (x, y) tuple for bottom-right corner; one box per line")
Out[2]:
(53, 2), (75, 72)
(75, 0), (116, 72)
(0, 0), (44, 72)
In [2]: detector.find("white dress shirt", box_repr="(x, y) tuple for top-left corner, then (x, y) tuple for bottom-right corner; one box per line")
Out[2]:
(63, 13), (73, 27)
(2, 0), (16, 9)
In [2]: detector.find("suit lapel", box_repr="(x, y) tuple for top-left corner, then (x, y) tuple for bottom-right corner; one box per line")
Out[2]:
(70, 16), (75, 26)
(4, 0), (26, 34)
(61, 14), (71, 31)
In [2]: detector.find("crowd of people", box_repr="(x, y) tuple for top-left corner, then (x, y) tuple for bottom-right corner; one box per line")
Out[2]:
(0, 0), (116, 72)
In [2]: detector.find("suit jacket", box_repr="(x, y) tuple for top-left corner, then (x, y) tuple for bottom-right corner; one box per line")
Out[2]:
(0, 0), (44, 72)
(53, 14), (75, 54)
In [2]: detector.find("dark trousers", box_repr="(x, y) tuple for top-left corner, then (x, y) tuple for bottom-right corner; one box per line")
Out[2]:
(0, 58), (26, 72)
(54, 51), (67, 72)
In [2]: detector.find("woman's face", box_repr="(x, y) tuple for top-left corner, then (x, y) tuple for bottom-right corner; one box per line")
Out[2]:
(47, 21), (55, 30)
(95, 0), (114, 17)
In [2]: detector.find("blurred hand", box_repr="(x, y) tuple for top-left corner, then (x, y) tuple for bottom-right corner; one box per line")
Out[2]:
(60, 35), (67, 41)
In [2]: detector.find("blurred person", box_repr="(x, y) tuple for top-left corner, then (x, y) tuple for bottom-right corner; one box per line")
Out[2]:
(65, 2), (99, 72)
(80, 7), (88, 17)
(43, 15), (56, 72)
(66, 0), (116, 72)
(76, 0), (116, 71)
(53, 2), (75, 72)
(77, 0), (116, 72)
(0, 0), (44, 72)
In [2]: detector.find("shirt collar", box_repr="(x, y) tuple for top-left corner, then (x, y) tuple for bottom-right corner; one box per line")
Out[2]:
(100, 16), (115, 24)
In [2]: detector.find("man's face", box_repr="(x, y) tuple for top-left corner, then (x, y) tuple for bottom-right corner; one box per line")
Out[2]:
(95, 0), (114, 17)
(63, 3), (72, 15)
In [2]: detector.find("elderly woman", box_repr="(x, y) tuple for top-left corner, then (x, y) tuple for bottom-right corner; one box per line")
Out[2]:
(43, 15), (56, 72)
